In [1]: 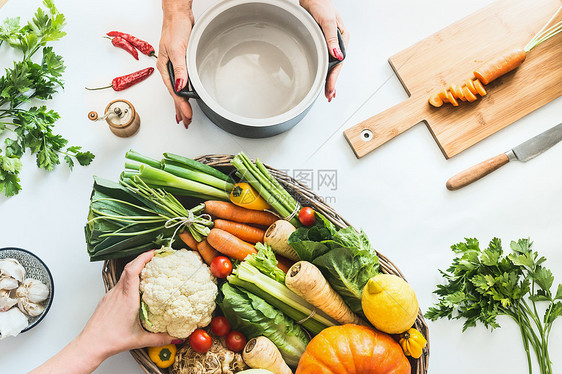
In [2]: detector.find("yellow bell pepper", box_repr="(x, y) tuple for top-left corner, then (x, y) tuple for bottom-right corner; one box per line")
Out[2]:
(148, 344), (177, 369)
(399, 328), (427, 359)
(229, 182), (271, 210)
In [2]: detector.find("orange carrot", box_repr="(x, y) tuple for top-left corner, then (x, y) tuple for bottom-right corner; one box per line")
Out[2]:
(207, 228), (257, 261)
(438, 88), (449, 103)
(473, 79), (487, 96)
(473, 48), (526, 85)
(446, 91), (459, 106)
(464, 79), (478, 96)
(276, 254), (294, 273)
(450, 84), (466, 101)
(178, 230), (198, 250)
(462, 86), (477, 102)
(428, 93), (443, 107)
(214, 219), (265, 244)
(204, 201), (278, 227)
(197, 239), (220, 265)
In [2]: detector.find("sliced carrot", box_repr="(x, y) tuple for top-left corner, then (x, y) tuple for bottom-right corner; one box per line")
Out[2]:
(474, 48), (527, 85)
(438, 88), (449, 103)
(450, 84), (466, 101)
(446, 91), (459, 106)
(197, 239), (220, 265)
(204, 201), (278, 227)
(473, 79), (487, 96)
(428, 93), (443, 107)
(465, 79), (478, 96)
(213, 219), (265, 244)
(207, 228), (257, 261)
(462, 86), (477, 102)
(178, 230), (199, 250)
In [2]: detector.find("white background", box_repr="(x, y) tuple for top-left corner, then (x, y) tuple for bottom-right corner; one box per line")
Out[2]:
(1, 0), (561, 373)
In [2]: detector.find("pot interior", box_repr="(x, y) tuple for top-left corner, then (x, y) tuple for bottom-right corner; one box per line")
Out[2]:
(194, 2), (320, 120)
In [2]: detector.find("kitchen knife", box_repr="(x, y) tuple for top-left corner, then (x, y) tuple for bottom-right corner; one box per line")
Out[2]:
(446, 122), (562, 190)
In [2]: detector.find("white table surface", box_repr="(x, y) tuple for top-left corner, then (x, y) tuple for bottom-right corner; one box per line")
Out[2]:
(1, 0), (561, 373)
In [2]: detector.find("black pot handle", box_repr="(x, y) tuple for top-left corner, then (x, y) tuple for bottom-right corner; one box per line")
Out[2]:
(167, 60), (200, 99)
(327, 29), (346, 73)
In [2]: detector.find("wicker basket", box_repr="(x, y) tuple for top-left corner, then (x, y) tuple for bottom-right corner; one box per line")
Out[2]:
(102, 154), (430, 374)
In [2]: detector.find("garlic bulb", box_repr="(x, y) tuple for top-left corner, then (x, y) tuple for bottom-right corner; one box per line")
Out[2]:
(16, 278), (49, 303)
(0, 259), (26, 283)
(0, 307), (28, 339)
(0, 290), (17, 312)
(0, 277), (19, 291)
(17, 298), (45, 317)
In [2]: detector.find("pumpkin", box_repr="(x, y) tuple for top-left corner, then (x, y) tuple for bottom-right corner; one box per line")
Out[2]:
(296, 324), (411, 374)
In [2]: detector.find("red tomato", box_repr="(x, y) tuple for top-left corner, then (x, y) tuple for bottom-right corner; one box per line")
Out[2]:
(298, 207), (316, 226)
(189, 329), (213, 353)
(225, 331), (246, 352)
(210, 256), (232, 278)
(211, 316), (231, 337)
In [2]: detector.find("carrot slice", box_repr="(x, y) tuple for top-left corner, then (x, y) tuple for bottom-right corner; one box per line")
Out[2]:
(465, 79), (478, 96)
(428, 93), (443, 107)
(446, 91), (459, 106)
(473, 48), (526, 85)
(462, 86), (477, 102)
(450, 84), (466, 101)
(438, 88), (449, 103)
(473, 79), (487, 96)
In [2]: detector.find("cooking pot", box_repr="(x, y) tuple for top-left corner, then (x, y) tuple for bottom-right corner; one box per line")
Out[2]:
(168, 0), (345, 138)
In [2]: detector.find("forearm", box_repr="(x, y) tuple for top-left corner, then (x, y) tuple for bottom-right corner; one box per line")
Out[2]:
(162, 0), (193, 19)
(29, 333), (108, 374)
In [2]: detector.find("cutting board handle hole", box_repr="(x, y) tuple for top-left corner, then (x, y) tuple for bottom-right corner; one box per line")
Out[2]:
(361, 129), (373, 141)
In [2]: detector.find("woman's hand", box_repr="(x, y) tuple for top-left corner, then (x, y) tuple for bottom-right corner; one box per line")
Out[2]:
(30, 251), (177, 374)
(299, 0), (349, 102)
(157, 0), (195, 128)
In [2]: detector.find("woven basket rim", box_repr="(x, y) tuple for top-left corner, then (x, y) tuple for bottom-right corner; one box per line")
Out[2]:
(101, 153), (429, 374)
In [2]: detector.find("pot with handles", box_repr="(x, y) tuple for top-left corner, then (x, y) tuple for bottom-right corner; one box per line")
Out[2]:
(168, 0), (345, 138)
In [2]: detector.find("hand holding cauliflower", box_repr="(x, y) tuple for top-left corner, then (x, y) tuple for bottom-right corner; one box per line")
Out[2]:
(140, 248), (218, 338)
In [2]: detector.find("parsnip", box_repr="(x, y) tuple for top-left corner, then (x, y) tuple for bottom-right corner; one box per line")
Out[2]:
(243, 336), (292, 374)
(285, 261), (363, 325)
(264, 220), (298, 261)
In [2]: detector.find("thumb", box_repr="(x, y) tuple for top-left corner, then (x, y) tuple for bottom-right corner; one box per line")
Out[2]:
(140, 331), (178, 348)
(169, 47), (189, 93)
(320, 19), (343, 61)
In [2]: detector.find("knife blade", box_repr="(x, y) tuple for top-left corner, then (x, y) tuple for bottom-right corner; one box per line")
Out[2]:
(446, 123), (562, 190)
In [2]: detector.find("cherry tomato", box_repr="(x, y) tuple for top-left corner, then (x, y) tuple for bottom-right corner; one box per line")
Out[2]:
(298, 207), (316, 226)
(210, 256), (233, 278)
(211, 316), (231, 337)
(189, 329), (213, 353)
(225, 330), (246, 352)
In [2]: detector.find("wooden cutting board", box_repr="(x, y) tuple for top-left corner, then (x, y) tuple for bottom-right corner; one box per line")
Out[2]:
(344, 0), (562, 159)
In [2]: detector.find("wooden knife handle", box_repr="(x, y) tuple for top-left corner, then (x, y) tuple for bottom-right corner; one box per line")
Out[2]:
(446, 153), (510, 190)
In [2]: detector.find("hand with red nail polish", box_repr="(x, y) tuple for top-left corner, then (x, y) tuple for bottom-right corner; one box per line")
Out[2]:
(156, 0), (194, 127)
(30, 251), (176, 374)
(299, 0), (349, 101)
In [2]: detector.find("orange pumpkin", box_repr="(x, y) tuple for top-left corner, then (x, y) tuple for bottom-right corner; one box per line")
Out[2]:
(296, 324), (411, 374)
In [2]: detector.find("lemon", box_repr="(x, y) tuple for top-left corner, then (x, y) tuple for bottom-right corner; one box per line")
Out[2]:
(361, 274), (419, 334)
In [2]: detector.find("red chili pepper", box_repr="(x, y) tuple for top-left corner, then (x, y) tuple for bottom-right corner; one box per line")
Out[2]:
(110, 36), (139, 60)
(107, 31), (156, 57)
(85, 67), (154, 91)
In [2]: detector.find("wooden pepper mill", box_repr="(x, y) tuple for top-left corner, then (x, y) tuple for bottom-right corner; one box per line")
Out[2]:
(88, 99), (140, 137)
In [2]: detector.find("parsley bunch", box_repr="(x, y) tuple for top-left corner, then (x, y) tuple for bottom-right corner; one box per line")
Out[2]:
(0, 0), (94, 197)
(426, 238), (562, 374)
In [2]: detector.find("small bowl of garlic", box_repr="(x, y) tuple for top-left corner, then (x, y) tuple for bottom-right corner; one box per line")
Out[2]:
(0, 247), (54, 339)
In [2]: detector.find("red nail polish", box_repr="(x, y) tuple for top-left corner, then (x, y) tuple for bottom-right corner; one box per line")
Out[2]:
(175, 115), (180, 124)
(333, 47), (343, 61)
(171, 339), (184, 344)
(333, 90), (336, 99)
(175, 78), (185, 92)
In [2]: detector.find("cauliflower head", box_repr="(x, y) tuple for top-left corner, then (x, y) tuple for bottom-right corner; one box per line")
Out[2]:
(139, 248), (217, 338)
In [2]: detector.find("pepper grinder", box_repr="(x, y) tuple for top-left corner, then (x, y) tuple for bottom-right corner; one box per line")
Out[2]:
(88, 99), (140, 138)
